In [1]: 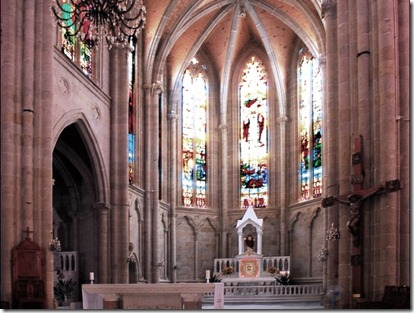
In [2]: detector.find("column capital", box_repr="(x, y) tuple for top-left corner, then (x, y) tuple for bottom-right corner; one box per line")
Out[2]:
(93, 202), (111, 212)
(317, 56), (327, 67)
(109, 41), (134, 52)
(321, 0), (336, 18)
(144, 82), (164, 94)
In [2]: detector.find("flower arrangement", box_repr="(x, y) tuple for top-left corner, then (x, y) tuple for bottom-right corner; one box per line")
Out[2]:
(267, 266), (278, 275)
(49, 237), (62, 252)
(223, 266), (234, 275)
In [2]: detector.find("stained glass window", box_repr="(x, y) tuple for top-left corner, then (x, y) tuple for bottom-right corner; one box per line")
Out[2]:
(61, 1), (76, 60)
(59, 0), (92, 77)
(240, 56), (268, 208)
(128, 38), (136, 184)
(79, 42), (92, 77)
(298, 51), (322, 201)
(182, 58), (207, 208)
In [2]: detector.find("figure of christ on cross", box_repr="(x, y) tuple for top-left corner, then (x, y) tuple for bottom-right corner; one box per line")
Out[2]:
(321, 135), (400, 299)
(322, 185), (384, 247)
(322, 180), (400, 246)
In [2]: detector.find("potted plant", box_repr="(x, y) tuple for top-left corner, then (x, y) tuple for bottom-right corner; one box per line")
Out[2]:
(208, 273), (222, 282)
(275, 273), (291, 285)
(54, 278), (77, 308)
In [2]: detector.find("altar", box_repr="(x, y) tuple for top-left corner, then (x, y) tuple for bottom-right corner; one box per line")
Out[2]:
(213, 206), (290, 282)
(82, 283), (224, 309)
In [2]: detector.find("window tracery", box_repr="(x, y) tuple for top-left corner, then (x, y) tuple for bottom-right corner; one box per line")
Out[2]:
(239, 55), (268, 208)
(181, 57), (207, 207)
(298, 51), (323, 201)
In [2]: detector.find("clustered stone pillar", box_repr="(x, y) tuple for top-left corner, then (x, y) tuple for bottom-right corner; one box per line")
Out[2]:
(1, 2), (18, 305)
(321, 0), (339, 309)
(336, 0), (352, 307)
(109, 45), (130, 283)
(376, 1), (400, 290)
(1, 1), (55, 308)
(143, 82), (163, 283)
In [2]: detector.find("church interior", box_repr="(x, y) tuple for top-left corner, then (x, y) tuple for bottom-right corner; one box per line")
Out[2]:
(0, 0), (410, 309)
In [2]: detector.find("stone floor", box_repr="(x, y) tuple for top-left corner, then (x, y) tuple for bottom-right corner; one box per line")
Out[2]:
(202, 301), (324, 310)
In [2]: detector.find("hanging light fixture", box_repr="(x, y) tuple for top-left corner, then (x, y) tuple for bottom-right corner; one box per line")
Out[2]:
(50, 0), (146, 49)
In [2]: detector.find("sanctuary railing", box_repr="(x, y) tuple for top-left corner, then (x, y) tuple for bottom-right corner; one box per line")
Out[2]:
(213, 256), (290, 276)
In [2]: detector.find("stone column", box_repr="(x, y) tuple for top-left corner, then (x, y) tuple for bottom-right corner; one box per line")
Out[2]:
(95, 203), (110, 283)
(37, 1), (55, 308)
(167, 110), (178, 282)
(143, 82), (163, 283)
(21, 0), (35, 230)
(277, 116), (288, 255)
(395, 0), (410, 287)
(109, 45), (130, 283)
(376, 0), (399, 288)
(1, 0), (18, 305)
(336, 0), (352, 308)
(319, 57), (328, 295)
(219, 124), (228, 257)
(321, 0), (339, 309)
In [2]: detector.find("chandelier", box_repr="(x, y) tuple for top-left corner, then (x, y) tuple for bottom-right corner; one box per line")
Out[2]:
(50, 0), (146, 48)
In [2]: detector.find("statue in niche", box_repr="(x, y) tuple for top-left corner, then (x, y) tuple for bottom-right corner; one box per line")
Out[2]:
(244, 233), (255, 252)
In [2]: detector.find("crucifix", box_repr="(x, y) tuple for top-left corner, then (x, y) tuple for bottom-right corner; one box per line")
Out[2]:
(23, 226), (34, 241)
(321, 135), (400, 297)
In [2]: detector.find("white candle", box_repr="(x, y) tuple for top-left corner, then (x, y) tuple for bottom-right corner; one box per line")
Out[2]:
(205, 270), (210, 279)
(90, 272), (94, 280)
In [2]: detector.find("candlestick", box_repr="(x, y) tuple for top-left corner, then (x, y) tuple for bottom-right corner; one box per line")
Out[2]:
(205, 270), (210, 279)
(90, 272), (94, 284)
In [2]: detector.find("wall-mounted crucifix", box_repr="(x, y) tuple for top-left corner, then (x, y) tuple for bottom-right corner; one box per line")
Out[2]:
(23, 226), (34, 241)
(321, 135), (400, 297)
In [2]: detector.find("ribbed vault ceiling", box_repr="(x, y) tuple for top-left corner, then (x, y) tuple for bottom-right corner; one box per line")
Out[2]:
(144, 0), (325, 105)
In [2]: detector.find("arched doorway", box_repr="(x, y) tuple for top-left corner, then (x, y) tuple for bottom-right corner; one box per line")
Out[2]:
(52, 122), (101, 303)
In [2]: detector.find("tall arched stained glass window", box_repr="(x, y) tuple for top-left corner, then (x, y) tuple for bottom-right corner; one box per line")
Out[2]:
(128, 38), (136, 184)
(182, 58), (207, 208)
(298, 51), (322, 201)
(240, 55), (268, 209)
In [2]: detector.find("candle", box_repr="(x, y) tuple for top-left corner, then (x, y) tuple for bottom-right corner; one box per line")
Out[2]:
(90, 272), (94, 280)
(205, 270), (210, 279)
